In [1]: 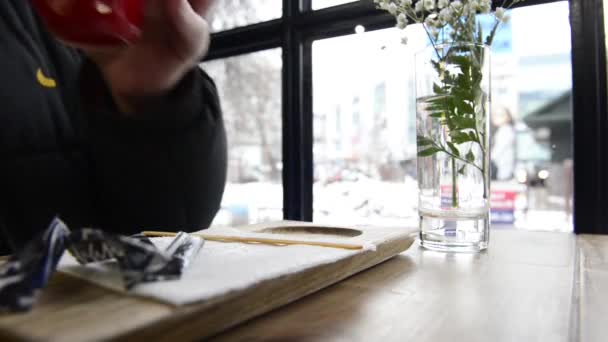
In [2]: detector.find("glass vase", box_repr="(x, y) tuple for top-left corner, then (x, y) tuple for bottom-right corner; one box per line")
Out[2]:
(415, 43), (491, 252)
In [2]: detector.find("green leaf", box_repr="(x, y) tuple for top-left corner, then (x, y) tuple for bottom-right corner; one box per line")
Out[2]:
(453, 88), (475, 102)
(418, 147), (442, 157)
(456, 101), (475, 116)
(466, 151), (475, 162)
(427, 101), (446, 109)
(450, 131), (476, 144)
(446, 142), (460, 157)
(443, 73), (455, 85)
(486, 21), (501, 46)
(429, 112), (444, 118)
(431, 60), (442, 72)
(449, 56), (471, 69)
(433, 83), (446, 95)
(427, 94), (454, 103)
(429, 98), (455, 112)
(458, 165), (467, 175)
(452, 116), (476, 130)
(427, 104), (446, 112)
(416, 135), (434, 147)
(456, 75), (472, 89)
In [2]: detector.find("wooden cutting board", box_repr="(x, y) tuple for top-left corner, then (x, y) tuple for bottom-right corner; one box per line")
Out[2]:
(0, 221), (416, 341)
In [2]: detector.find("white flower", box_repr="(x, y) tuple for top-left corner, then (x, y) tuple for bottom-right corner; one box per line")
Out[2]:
(424, 0), (436, 11)
(414, 0), (424, 12)
(463, 3), (475, 15)
(450, 1), (463, 12)
(495, 7), (506, 20)
(439, 7), (452, 23)
(437, 0), (449, 9)
(387, 2), (398, 15)
(424, 15), (439, 28)
(479, 0), (492, 14)
(396, 13), (408, 29)
(400, 0), (413, 7)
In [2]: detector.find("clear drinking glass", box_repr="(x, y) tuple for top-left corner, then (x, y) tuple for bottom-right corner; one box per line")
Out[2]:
(416, 43), (492, 252)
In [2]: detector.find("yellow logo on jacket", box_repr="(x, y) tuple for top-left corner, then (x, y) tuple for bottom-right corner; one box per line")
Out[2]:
(36, 68), (57, 88)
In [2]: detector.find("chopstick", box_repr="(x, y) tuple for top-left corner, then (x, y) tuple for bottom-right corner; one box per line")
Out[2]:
(142, 231), (364, 250)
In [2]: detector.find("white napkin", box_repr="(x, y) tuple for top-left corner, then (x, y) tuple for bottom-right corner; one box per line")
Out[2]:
(59, 236), (366, 305)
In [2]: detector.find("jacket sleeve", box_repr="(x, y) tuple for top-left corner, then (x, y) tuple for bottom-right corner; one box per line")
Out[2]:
(80, 61), (227, 235)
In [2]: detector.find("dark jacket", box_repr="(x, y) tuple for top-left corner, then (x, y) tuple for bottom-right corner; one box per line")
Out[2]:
(0, 1), (227, 252)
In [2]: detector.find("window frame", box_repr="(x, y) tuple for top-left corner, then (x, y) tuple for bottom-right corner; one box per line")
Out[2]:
(204, 0), (607, 234)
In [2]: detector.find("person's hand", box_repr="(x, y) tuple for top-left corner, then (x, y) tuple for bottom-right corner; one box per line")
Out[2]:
(84, 0), (214, 114)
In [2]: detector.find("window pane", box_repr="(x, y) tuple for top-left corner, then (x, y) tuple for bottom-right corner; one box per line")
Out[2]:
(312, 1), (573, 231)
(208, 0), (282, 32)
(312, 0), (357, 10)
(499, 2), (572, 232)
(313, 28), (419, 228)
(202, 49), (283, 226)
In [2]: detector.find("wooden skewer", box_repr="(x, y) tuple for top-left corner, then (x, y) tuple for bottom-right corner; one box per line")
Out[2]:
(142, 231), (364, 250)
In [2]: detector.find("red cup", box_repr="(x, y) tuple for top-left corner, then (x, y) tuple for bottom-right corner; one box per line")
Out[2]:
(32, 0), (145, 46)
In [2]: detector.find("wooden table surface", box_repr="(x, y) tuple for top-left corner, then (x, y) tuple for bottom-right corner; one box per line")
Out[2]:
(0, 229), (605, 341)
(212, 229), (607, 342)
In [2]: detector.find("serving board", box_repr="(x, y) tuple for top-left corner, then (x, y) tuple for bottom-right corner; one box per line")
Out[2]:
(0, 221), (416, 341)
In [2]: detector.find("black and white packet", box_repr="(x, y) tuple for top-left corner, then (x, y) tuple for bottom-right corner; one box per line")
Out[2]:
(0, 217), (204, 312)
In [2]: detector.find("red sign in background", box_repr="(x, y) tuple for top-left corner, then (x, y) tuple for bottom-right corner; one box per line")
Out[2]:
(491, 190), (517, 224)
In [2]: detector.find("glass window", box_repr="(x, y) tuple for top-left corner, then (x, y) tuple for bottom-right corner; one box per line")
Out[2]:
(496, 2), (572, 232)
(312, 0), (357, 10)
(202, 49), (283, 226)
(313, 28), (419, 227)
(208, 0), (282, 32)
(312, 1), (573, 232)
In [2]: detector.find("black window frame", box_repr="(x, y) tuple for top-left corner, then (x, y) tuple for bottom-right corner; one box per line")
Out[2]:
(204, 0), (607, 234)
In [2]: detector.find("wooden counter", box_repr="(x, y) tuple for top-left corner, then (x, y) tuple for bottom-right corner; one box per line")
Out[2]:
(0, 229), (606, 341)
(213, 229), (606, 342)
